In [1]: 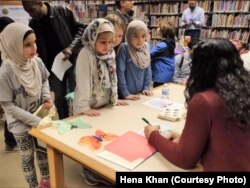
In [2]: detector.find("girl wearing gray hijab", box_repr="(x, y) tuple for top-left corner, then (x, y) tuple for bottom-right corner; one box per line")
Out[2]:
(116, 20), (153, 100)
(0, 22), (53, 188)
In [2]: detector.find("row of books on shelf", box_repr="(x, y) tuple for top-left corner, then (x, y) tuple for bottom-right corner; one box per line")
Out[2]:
(213, 0), (250, 12)
(212, 14), (250, 28)
(180, 1), (211, 12)
(149, 16), (178, 28)
(149, 15), (211, 28)
(133, 5), (149, 21)
(200, 29), (250, 43)
(149, 3), (179, 14)
(148, 1), (211, 14)
(85, 1), (115, 5)
(130, 29), (249, 42)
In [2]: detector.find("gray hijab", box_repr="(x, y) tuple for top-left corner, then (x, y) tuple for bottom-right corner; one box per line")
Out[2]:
(125, 20), (150, 69)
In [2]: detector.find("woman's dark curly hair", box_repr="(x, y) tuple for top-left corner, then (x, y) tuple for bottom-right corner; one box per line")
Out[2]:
(184, 38), (250, 129)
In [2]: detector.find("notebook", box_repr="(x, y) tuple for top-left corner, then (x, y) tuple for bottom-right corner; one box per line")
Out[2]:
(98, 131), (156, 170)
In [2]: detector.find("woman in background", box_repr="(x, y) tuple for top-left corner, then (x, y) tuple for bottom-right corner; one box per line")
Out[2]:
(145, 38), (250, 171)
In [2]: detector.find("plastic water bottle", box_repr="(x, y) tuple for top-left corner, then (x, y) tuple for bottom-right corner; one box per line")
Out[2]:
(162, 83), (169, 99)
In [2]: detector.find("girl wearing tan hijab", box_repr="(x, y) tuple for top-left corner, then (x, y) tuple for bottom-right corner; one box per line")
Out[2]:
(0, 22), (53, 188)
(116, 20), (153, 100)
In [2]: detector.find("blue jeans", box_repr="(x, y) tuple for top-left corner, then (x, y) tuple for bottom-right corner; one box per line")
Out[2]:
(49, 66), (75, 119)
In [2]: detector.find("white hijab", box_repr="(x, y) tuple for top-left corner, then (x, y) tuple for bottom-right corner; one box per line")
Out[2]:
(81, 18), (117, 105)
(0, 22), (42, 96)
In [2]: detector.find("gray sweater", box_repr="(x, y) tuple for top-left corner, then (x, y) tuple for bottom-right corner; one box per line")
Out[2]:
(0, 57), (51, 133)
(173, 52), (192, 84)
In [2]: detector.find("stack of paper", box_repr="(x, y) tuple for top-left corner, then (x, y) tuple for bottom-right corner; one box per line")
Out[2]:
(98, 131), (156, 170)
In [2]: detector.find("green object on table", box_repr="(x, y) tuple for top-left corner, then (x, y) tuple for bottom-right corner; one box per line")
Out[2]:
(54, 118), (92, 135)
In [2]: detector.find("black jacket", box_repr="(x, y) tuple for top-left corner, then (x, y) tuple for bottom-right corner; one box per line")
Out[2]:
(28, 2), (85, 70)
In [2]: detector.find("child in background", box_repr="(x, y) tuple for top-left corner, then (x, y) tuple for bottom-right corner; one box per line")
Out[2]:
(0, 23), (53, 188)
(173, 41), (194, 85)
(116, 20), (153, 100)
(150, 18), (176, 87)
(105, 13), (126, 52)
(230, 39), (250, 71)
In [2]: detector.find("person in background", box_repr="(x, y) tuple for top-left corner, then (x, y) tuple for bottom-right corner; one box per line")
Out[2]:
(0, 16), (18, 152)
(181, 0), (205, 45)
(173, 40), (194, 85)
(73, 18), (127, 185)
(116, 20), (153, 100)
(240, 44), (250, 71)
(150, 19), (176, 88)
(144, 38), (250, 171)
(114, 0), (134, 25)
(22, 1), (85, 119)
(105, 13), (126, 53)
(0, 22), (53, 188)
(230, 39), (250, 71)
(65, 0), (79, 21)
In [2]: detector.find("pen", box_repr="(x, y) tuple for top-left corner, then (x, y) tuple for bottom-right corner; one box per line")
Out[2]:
(141, 117), (152, 126)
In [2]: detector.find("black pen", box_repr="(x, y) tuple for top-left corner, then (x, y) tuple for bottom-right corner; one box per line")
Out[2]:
(141, 117), (152, 126)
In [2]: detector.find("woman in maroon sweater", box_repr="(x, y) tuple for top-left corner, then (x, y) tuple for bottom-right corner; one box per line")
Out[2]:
(145, 38), (250, 171)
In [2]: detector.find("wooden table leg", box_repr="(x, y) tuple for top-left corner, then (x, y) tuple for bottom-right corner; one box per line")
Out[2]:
(47, 145), (64, 188)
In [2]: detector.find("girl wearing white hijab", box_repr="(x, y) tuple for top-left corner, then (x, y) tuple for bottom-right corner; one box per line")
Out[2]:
(0, 22), (53, 187)
(116, 19), (153, 100)
(73, 18), (127, 118)
(74, 18), (128, 186)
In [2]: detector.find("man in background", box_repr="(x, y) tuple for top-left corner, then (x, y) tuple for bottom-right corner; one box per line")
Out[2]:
(181, 0), (205, 45)
(114, 0), (134, 27)
(22, 1), (85, 119)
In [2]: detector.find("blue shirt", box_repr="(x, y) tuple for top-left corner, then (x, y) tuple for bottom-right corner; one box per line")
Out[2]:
(116, 43), (152, 98)
(151, 41), (175, 83)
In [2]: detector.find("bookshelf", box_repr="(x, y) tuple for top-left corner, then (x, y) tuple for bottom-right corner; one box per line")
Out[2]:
(144, 0), (249, 43)
(200, 0), (250, 43)
(38, 1), (250, 43)
(147, 1), (179, 40)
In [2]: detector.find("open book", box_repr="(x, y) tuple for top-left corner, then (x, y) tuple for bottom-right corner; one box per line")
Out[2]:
(98, 131), (156, 170)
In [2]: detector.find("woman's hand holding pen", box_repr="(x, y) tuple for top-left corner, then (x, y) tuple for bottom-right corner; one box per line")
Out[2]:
(142, 117), (179, 141)
(144, 125), (160, 139)
(142, 118), (160, 139)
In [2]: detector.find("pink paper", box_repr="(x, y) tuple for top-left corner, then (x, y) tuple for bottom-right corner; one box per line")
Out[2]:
(105, 131), (156, 162)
